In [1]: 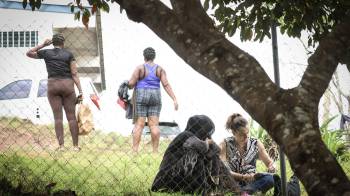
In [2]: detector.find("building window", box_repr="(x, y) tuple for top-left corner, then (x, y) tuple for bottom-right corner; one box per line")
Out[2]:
(0, 31), (38, 48)
(31, 31), (36, 47)
(14, 31), (19, 47)
(8, 31), (13, 47)
(36, 31), (38, 45)
(2, 32), (7, 48)
(25, 31), (30, 47)
(20, 31), (24, 47)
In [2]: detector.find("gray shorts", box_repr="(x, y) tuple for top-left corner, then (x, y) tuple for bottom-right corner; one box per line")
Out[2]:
(135, 88), (162, 117)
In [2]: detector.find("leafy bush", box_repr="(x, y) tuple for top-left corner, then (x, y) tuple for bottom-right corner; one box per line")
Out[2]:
(320, 116), (347, 160)
(249, 120), (279, 161)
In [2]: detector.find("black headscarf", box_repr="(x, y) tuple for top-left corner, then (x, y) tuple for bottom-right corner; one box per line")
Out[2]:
(185, 115), (215, 140)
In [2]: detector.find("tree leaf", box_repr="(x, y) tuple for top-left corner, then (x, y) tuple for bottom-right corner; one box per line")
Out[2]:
(35, 0), (41, 9)
(82, 14), (89, 29)
(254, 30), (262, 41)
(22, 0), (27, 9)
(102, 1), (110, 13)
(82, 9), (91, 28)
(29, 0), (35, 11)
(280, 25), (287, 34)
(204, 0), (210, 11)
(74, 11), (81, 21)
(228, 25), (236, 37)
(307, 37), (312, 47)
(92, 4), (97, 15)
(245, 28), (253, 41)
(212, 0), (219, 9)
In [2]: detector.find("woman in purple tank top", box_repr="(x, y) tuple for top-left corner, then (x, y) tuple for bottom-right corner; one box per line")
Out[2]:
(128, 47), (178, 153)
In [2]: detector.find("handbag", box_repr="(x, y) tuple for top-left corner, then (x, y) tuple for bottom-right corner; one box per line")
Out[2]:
(77, 103), (95, 135)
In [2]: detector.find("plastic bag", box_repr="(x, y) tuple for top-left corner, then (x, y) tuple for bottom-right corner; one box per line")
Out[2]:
(77, 103), (94, 135)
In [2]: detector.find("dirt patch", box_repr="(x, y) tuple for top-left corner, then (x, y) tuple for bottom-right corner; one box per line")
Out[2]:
(0, 119), (57, 153)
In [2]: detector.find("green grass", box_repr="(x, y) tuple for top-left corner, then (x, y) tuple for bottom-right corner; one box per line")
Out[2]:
(1, 117), (350, 195)
(0, 152), (180, 195)
(0, 143), (190, 195)
(0, 117), (184, 195)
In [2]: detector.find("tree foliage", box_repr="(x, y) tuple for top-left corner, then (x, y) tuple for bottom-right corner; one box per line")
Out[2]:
(205, 0), (350, 47)
(25, 0), (350, 48)
(23, 0), (110, 28)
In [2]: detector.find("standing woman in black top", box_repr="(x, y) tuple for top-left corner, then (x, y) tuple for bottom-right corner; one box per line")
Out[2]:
(26, 34), (82, 151)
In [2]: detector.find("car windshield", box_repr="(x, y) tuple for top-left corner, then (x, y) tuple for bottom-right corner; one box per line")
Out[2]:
(37, 79), (48, 97)
(143, 122), (181, 137)
(0, 79), (32, 100)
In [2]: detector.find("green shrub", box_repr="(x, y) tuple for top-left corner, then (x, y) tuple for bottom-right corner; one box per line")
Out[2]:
(320, 116), (347, 160)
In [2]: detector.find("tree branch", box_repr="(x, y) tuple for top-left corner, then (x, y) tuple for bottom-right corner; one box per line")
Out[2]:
(169, 0), (215, 29)
(334, 71), (349, 98)
(329, 84), (344, 113)
(299, 18), (350, 104)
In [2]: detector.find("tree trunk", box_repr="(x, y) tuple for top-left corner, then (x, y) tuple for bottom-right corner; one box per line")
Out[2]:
(113, 0), (350, 194)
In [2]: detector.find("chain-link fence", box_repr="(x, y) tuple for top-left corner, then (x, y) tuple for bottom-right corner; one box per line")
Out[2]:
(1, 10), (350, 196)
(0, 19), (172, 195)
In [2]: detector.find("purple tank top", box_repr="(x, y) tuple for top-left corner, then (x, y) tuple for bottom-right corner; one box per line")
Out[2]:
(136, 64), (161, 89)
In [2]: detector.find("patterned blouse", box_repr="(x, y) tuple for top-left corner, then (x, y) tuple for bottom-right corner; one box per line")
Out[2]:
(225, 137), (259, 174)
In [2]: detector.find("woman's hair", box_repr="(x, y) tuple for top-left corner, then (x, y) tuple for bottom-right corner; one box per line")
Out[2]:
(52, 33), (65, 46)
(143, 47), (156, 61)
(225, 113), (248, 133)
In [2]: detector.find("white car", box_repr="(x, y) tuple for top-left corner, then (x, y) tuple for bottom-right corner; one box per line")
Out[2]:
(143, 121), (182, 140)
(0, 77), (101, 126)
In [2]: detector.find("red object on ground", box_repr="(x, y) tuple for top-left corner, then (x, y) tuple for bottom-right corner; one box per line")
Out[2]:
(90, 94), (100, 110)
(117, 98), (127, 110)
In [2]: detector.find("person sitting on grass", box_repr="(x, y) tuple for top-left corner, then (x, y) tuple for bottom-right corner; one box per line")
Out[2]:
(220, 113), (276, 195)
(151, 115), (239, 195)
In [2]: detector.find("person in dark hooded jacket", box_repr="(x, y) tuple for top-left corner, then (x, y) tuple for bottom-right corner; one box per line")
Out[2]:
(151, 115), (239, 195)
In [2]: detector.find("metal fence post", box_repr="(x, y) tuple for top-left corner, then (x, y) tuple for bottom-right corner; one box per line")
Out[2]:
(271, 22), (288, 196)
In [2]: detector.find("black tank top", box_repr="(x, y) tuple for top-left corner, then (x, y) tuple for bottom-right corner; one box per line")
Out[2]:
(37, 48), (75, 79)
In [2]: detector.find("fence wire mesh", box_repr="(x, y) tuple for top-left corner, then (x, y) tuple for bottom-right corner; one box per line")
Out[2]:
(0, 17), (349, 196)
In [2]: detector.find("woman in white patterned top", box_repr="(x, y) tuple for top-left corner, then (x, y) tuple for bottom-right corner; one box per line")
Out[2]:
(220, 113), (276, 195)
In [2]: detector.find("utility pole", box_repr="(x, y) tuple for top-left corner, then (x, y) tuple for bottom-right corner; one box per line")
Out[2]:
(271, 22), (288, 196)
(96, 9), (106, 91)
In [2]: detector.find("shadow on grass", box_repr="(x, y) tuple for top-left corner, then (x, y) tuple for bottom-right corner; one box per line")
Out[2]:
(0, 177), (77, 196)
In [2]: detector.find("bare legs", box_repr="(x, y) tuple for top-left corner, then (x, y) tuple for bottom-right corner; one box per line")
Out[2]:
(132, 117), (145, 153)
(132, 116), (160, 153)
(148, 116), (160, 153)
